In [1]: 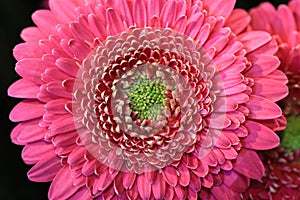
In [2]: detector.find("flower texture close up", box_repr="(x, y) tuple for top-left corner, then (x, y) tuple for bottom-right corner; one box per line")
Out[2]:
(230, 0), (300, 199)
(246, 0), (300, 116)
(8, 0), (288, 199)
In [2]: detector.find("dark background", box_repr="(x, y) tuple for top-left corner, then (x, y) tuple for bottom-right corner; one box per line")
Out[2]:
(0, 0), (289, 199)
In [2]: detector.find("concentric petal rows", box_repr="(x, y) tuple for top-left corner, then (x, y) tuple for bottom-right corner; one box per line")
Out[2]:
(8, 0), (288, 199)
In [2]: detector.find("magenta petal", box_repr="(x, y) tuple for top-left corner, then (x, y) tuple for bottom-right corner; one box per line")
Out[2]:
(67, 147), (86, 165)
(55, 58), (79, 77)
(238, 31), (272, 53)
(245, 54), (280, 78)
(233, 149), (264, 179)
(212, 184), (240, 200)
(246, 95), (282, 120)
(13, 42), (43, 60)
(9, 100), (44, 122)
(252, 78), (288, 102)
(122, 172), (136, 189)
(48, 167), (79, 199)
(106, 8), (125, 36)
(203, 0), (235, 19)
(243, 120), (280, 150)
(225, 9), (250, 35)
(178, 164), (190, 187)
(49, 114), (76, 134)
(22, 141), (55, 164)
(152, 174), (166, 199)
(8, 79), (40, 98)
(162, 166), (178, 187)
(20, 27), (44, 42)
(27, 152), (61, 182)
(137, 173), (152, 200)
(223, 170), (250, 192)
(12, 119), (47, 145)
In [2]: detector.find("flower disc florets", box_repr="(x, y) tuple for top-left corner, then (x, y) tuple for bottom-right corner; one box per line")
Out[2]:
(73, 27), (225, 173)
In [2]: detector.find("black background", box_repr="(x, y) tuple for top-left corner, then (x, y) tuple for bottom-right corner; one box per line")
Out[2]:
(0, 0), (289, 199)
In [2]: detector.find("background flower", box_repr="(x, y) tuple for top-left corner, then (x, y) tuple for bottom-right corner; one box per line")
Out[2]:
(230, 0), (300, 198)
(2, 0), (288, 200)
(246, 0), (300, 116)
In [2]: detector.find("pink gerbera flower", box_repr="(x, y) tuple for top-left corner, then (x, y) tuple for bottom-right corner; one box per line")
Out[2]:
(246, 0), (300, 115)
(8, 0), (288, 199)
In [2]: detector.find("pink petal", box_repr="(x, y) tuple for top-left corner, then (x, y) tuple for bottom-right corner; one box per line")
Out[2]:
(276, 5), (296, 42)
(45, 98), (69, 114)
(11, 119), (47, 145)
(246, 95), (282, 120)
(238, 31), (272, 53)
(189, 172), (201, 192)
(94, 170), (118, 192)
(9, 100), (44, 122)
(178, 164), (190, 186)
(22, 140), (54, 164)
(113, 173), (125, 196)
(48, 167), (79, 199)
(67, 147), (86, 165)
(133, 0), (147, 27)
(192, 160), (209, 178)
(164, 185), (174, 199)
(252, 78), (288, 102)
(214, 54), (236, 72)
(152, 174), (166, 199)
(68, 187), (90, 200)
(126, 182), (139, 199)
(49, 0), (78, 23)
(15, 58), (46, 85)
(174, 185), (187, 200)
(233, 148), (264, 179)
(243, 120), (280, 150)
(122, 172), (136, 189)
(106, 8), (125, 36)
(55, 57), (79, 77)
(21, 27), (44, 42)
(82, 160), (97, 176)
(43, 67), (70, 82)
(52, 131), (77, 147)
(32, 10), (58, 35)
(245, 54), (280, 78)
(220, 147), (238, 160)
(225, 9), (250, 35)
(27, 151), (61, 182)
(223, 170), (250, 192)
(13, 43), (43, 60)
(160, 0), (176, 27)
(49, 114), (76, 134)
(60, 39), (90, 60)
(8, 79), (40, 98)
(87, 14), (107, 41)
(70, 21), (94, 42)
(46, 81), (72, 99)
(119, 0), (133, 26)
(211, 184), (240, 200)
(202, 0), (235, 19)
(137, 173), (152, 200)
(201, 173), (214, 188)
(162, 166), (178, 187)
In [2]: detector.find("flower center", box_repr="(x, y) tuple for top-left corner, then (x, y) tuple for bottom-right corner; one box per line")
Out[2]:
(127, 76), (167, 122)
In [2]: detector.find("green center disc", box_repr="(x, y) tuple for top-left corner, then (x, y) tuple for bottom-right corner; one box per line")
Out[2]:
(127, 77), (167, 121)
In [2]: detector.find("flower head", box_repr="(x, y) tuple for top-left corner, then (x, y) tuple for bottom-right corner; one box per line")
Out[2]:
(8, 0), (288, 199)
(246, 0), (300, 115)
